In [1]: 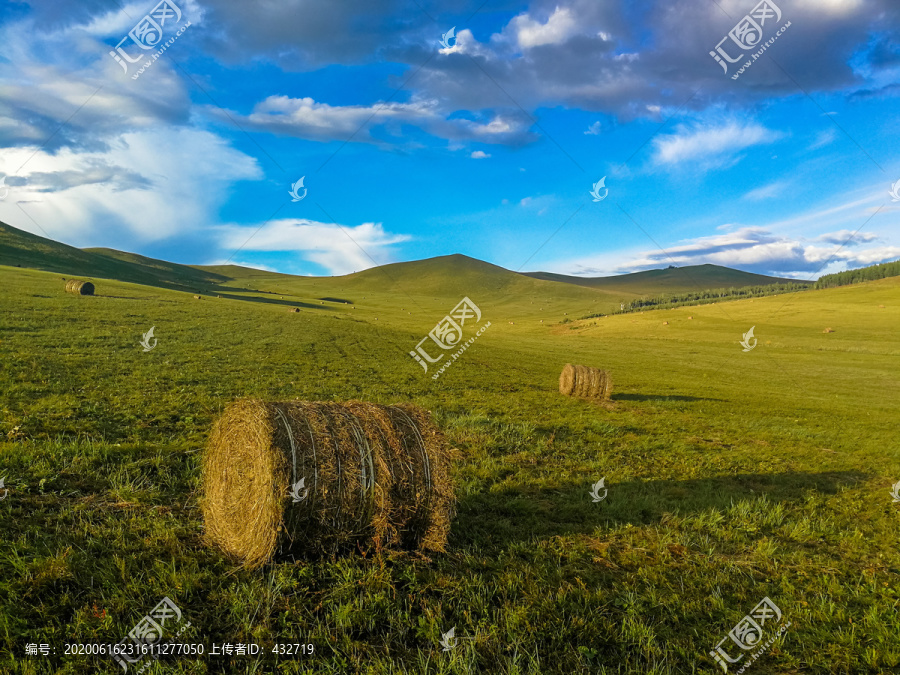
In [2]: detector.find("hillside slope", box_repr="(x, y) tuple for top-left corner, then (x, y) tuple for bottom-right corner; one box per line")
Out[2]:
(2, 222), (812, 319)
(0, 221), (228, 290)
(202, 253), (620, 318)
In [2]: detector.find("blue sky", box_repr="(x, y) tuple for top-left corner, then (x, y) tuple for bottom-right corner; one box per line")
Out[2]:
(0, 0), (898, 278)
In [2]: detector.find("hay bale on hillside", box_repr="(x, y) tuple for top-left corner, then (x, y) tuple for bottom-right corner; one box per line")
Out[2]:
(823, 327), (834, 333)
(289, 307), (300, 313)
(65, 280), (94, 295)
(194, 295), (203, 300)
(559, 363), (612, 401)
(202, 399), (455, 568)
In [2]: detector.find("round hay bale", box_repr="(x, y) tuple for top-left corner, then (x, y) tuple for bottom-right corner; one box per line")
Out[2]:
(65, 280), (94, 295)
(559, 364), (612, 401)
(823, 327), (834, 333)
(194, 295), (203, 300)
(202, 399), (455, 568)
(289, 307), (300, 313)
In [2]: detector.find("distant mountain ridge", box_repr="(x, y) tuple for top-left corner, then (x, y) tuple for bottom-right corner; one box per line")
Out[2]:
(523, 265), (806, 295)
(0, 221), (807, 298)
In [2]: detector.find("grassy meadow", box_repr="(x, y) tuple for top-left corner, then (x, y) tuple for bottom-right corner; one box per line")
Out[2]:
(0, 257), (898, 674)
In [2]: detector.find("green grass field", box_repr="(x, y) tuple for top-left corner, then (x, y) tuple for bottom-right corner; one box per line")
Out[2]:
(1, 246), (899, 674)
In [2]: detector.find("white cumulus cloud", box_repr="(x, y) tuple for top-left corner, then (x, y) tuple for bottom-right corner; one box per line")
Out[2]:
(215, 219), (411, 275)
(510, 7), (580, 49)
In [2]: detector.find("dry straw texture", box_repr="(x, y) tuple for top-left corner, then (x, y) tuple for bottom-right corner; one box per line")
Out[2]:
(559, 363), (613, 401)
(202, 399), (455, 568)
(65, 280), (95, 295)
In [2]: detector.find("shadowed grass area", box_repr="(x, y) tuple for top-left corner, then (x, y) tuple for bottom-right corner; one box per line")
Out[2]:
(0, 263), (898, 674)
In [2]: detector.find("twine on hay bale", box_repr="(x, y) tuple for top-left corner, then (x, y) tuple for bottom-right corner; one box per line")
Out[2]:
(202, 399), (455, 568)
(65, 279), (94, 295)
(559, 363), (612, 401)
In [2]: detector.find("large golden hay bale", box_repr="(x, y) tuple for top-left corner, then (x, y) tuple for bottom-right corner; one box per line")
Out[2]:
(65, 279), (95, 295)
(559, 363), (612, 401)
(202, 399), (455, 568)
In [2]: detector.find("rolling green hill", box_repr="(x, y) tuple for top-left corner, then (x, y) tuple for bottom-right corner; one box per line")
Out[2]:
(3, 221), (810, 320)
(0, 221), (228, 291)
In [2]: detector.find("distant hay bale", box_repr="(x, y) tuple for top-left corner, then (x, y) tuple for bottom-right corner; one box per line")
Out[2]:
(194, 295), (203, 300)
(289, 307), (300, 313)
(65, 279), (94, 295)
(823, 327), (834, 333)
(559, 364), (612, 401)
(202, 399), (455, 568)
(663, 321), (669, 325)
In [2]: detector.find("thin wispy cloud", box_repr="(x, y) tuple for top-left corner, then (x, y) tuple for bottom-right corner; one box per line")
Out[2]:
(743, 181), (788, 201)
(808, 128), (838, 151)
(652, 121), (782, 168)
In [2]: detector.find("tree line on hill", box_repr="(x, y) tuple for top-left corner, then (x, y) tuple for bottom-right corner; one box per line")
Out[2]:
(814, 259), (900, 289)
(579, 258), (900, 319)
(580, 282), (811, 318)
